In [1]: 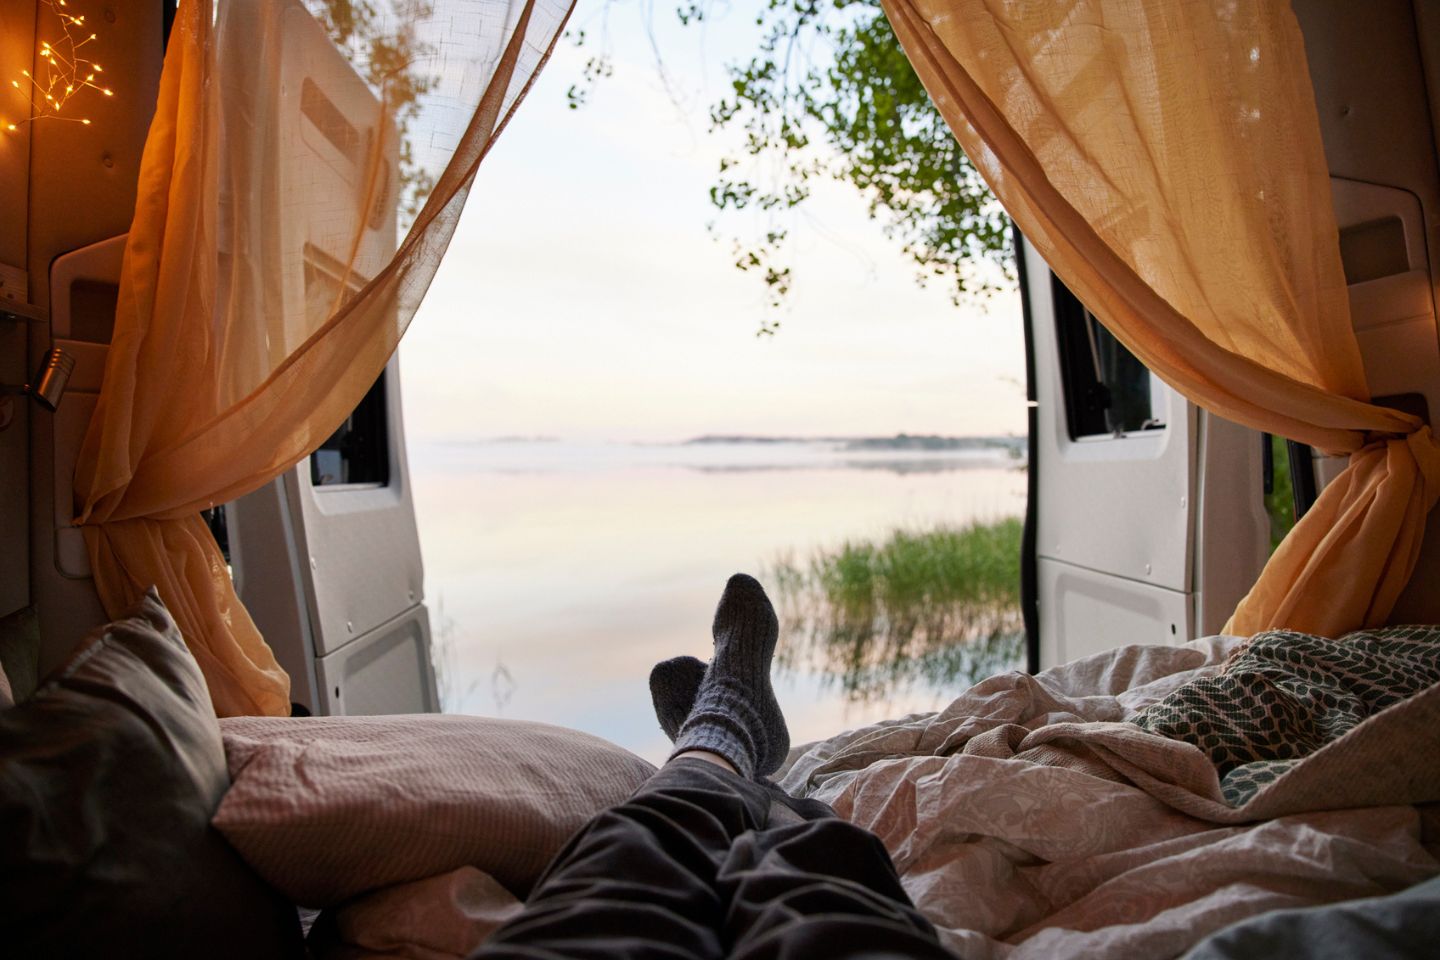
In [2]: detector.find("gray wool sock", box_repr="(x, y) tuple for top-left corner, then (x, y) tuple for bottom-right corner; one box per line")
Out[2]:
(670, 573), (790, 779)
(649, 655), (707, 740)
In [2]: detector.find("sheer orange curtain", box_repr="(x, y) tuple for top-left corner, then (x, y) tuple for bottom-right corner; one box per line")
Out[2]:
(73, 0), (574, 715)
(881, 0), (1440, 637)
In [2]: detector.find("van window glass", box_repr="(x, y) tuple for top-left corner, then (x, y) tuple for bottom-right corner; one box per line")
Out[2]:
(301, 248), (391, 488)
(1050, 274), (1166, 438)
(202, 505), (230, 564)
(311, 373), (390, 487)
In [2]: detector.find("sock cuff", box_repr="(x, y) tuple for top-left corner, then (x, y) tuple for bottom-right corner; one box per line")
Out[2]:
(670, 720), (757, 780)
(671, 683), (772, 780)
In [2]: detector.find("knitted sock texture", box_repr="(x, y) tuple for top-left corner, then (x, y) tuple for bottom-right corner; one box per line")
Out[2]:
(671, 574), (790, 779)
(649, 655), (707, 741)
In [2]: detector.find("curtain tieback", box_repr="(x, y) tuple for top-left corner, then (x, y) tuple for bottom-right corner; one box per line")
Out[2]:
(1355, 422), (1440, 480)
(1403, 425), (1440, 496)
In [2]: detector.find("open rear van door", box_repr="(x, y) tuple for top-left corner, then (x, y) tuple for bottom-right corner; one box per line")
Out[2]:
(1017, 235), (1271, 670)
(224, 1), (436, 716)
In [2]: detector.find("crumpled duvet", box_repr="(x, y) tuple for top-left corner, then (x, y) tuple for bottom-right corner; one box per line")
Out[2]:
(775, 636), (1440, 959)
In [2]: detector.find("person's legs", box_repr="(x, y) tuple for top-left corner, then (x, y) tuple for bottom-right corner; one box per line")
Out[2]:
(718, 818), (955, 960)
(472, 574), (953, 959)
(472, 755), (950, 960)
(470, 757), (774, 960)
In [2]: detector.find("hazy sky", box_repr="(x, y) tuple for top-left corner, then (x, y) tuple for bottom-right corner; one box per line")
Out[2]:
(400, 0), (1027, 444)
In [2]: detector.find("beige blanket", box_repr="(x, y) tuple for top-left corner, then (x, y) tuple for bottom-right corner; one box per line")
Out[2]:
(776, 637), (1440, 959)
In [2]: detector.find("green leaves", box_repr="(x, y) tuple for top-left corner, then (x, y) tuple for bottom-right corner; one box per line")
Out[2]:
(567, 0), (1013, 329)
(566, 53), (614, 109)
(705, 0), (1010, 314)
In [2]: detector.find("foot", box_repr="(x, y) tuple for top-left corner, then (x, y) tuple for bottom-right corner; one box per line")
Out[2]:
(649, 655), (706, 740)
(671, 574), (791, 779)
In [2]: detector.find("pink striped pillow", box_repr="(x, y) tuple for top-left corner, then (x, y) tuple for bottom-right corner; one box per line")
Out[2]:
(214, 715), (656, 907)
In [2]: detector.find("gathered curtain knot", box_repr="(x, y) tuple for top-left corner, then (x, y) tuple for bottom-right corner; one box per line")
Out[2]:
(1404, 424), (1440, 490)
(1360, 428), (1414, 448)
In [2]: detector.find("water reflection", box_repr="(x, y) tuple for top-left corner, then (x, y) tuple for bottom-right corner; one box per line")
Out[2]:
(769, 519), (1025, 703)
(409, 440), (1029, 762)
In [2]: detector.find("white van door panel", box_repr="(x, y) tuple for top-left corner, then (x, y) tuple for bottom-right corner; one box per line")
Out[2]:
(1024, 237), (1196, 666)
(1039, 561), (1193, 666)
(31, 1), (438, 715)
(223, 0), (436, 715)
(1022, 235), (1269, 667)
(229, 357), (438, 717)
(315, 604), (436, 716)
(289, 415), (425, 656)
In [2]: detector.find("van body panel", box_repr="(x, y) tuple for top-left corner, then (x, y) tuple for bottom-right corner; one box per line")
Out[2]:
(1192, 411), (1271, 636)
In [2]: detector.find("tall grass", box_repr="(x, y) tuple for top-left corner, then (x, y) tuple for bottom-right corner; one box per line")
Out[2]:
(767, 518), (1025, 703)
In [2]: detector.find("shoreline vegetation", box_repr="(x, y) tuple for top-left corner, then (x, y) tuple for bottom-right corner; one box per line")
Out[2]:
(767, 517), (1025, 704)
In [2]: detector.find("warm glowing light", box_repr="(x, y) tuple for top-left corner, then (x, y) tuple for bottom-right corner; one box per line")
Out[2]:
(5, 0), (115, 133)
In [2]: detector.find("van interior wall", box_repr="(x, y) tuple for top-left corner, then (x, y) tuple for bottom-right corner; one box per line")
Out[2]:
(0, 6), (34, 633)
(5, 1), (163, 674)
(1294, 0), (1440, 625)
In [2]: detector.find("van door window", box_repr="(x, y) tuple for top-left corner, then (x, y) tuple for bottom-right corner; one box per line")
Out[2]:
(301, 248), (391, 489)
(1051, 274), (1166, 439)
(310, 374), (390, 487)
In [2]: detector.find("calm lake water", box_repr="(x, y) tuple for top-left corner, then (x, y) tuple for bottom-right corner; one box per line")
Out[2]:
(410, 439), (1027, 765)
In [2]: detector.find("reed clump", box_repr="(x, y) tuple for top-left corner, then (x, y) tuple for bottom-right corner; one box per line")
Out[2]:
(768, 518), (1024, 703)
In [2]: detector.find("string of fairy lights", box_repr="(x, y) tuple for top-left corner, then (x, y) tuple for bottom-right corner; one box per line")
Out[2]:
(3, 0), (115, 133)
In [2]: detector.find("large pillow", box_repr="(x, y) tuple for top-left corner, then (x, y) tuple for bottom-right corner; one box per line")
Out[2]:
(0, 588), (303, 959)
(214, 714), (657, 906)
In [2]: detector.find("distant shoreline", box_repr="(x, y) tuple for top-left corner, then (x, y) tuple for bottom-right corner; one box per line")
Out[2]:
(415, 433), (1027, 477)
(684, 433), (1026, 452)
(430, 434), (1027, 452)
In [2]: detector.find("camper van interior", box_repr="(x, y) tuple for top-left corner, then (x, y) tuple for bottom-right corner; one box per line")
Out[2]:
(2, 0), (1439, 957)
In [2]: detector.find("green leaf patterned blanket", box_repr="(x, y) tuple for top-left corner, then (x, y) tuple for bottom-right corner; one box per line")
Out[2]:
(1130, 626), (1440, 805)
